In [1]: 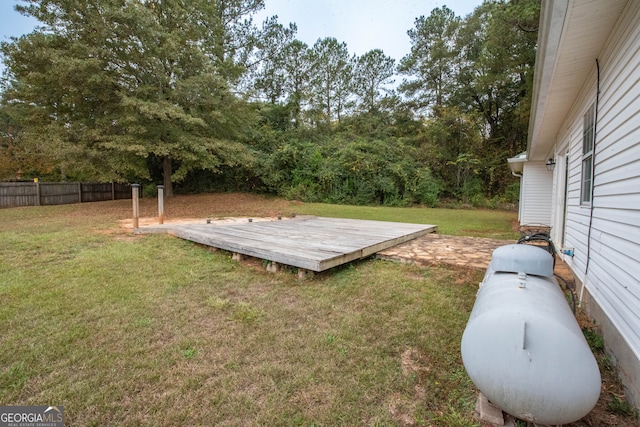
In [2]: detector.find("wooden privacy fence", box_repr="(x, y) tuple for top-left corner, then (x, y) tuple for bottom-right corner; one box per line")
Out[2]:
(0, 182), (132, 208)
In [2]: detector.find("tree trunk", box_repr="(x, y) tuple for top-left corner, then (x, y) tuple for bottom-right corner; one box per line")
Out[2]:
(163, 156), (173, 197)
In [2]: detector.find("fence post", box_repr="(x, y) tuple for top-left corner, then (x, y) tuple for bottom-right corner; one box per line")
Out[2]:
(111, 182), (115, 200)
(131, 184), (140, 230)
(35, 179), (41, 206)
(77, 182), (82, 203)
(157, 185), (164, 224)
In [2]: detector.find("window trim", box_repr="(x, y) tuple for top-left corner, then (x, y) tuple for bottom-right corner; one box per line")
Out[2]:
(581, 104), (595, 206)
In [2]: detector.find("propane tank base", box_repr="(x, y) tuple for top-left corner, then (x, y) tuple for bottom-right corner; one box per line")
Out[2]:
(475, 393), (505, 425)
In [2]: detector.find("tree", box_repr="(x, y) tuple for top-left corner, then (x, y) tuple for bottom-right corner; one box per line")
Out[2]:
(256, 38), (315, 129)
(251, 17), (297, 104)
(2, 0), (539, 204)
(396, 1), (539, 199)
(353, 49), (395, 114)
(281, 40), (313, 127)
(399, 6), (460, 112)
(208, 0), (267, 84)
(1, 9), (133, 181)
(452, 0), (539, 193)
(417, 106), (483, 199)
(1, 0), (265, 195)
(0, 101), (54, 180)
(309, 37), (353, 125)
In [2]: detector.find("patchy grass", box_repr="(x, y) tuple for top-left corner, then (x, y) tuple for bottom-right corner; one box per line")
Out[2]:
(1, 193), (635, 426)
(0, 196), (485, 426)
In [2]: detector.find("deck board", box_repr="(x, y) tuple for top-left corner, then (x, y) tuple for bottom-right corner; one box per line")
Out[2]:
(136, 216), (436, 272)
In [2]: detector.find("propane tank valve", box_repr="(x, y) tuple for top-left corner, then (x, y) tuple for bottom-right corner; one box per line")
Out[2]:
(518, 272), (527, 288)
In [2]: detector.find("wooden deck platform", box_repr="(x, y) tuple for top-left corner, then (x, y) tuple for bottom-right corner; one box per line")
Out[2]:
(136, 216), (436, 272)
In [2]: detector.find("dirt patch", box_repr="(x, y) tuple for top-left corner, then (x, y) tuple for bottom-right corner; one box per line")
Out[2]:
(100, 193), (301, 232)
(401, 348), (431, 377)
(63, 192), (296, 224)
(388, 392), (418, 427)
(159, 193), (300, 219)
(388, 348), (435, 426)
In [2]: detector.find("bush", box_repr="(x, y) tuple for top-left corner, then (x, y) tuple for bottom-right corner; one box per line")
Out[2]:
(259, 134), (442, 206)
(504, 181), (521, 204)
(461, 177), (484, 205)
(406, 168), (441, 207)
(142, 184), (158, 198)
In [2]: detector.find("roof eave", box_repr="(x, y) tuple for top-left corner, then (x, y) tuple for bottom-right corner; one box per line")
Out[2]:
(526, 0), (628, 161)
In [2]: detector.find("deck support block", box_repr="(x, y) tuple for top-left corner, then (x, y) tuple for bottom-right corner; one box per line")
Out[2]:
(266, 261), (280, 273)
(297, 269), (314, 280)
(232, 253), (245, 261)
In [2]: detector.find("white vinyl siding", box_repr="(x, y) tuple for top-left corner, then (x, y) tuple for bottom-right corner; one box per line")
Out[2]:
(519, 162), (553, 226)
(559, 0), (640, 361)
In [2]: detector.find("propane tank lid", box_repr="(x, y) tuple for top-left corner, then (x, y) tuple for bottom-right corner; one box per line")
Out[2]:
(490, 244), (554, 277)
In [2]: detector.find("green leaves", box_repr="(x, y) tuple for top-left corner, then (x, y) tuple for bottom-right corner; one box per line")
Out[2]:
(353, 49), (395, 114)
(399, 6), (460, 109)
(1, 0), (539, 203)
(262, 134), (441, 206)
(1, 0), (265, 188)
(309, 37), (353, 124)
(398, 1), (539, 199)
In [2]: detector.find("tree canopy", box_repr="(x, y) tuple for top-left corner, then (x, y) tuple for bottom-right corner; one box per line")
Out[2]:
(1, 0), (539, 206)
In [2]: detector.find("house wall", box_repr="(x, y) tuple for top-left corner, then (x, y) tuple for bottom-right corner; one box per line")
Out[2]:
(553, 0), (640, 406)
(519, 162), (553, 226)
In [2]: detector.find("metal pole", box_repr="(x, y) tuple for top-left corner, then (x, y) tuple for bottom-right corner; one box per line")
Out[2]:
(35, 178), (41, 206)
(131, 184), (140, 230)
(157, 185), (164, 224)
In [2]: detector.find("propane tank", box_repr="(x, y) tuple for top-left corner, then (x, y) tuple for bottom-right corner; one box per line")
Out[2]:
(461, 244), (601, 425)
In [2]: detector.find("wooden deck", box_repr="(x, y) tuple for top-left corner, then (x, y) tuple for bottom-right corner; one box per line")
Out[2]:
(136, 216), (436, 272)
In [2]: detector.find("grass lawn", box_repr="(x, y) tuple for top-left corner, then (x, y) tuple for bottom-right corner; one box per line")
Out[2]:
(294, 203), (519, 240)
(1, 194), (508, 426)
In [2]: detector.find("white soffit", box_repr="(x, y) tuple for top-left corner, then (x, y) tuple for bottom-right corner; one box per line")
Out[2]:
(527, 0), (628, 160)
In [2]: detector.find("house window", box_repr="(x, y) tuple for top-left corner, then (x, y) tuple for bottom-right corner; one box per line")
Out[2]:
(581, 104), (595, 205)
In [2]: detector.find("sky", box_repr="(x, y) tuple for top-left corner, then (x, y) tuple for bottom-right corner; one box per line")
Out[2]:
(254, 0), (482, 61)
(0, 0), (483, 71)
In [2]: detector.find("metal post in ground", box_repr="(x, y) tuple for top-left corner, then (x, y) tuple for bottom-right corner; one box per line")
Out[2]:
(131, 183), (140, 230)
(157, 185), (164, 224)
(35, 178), (41, 206)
